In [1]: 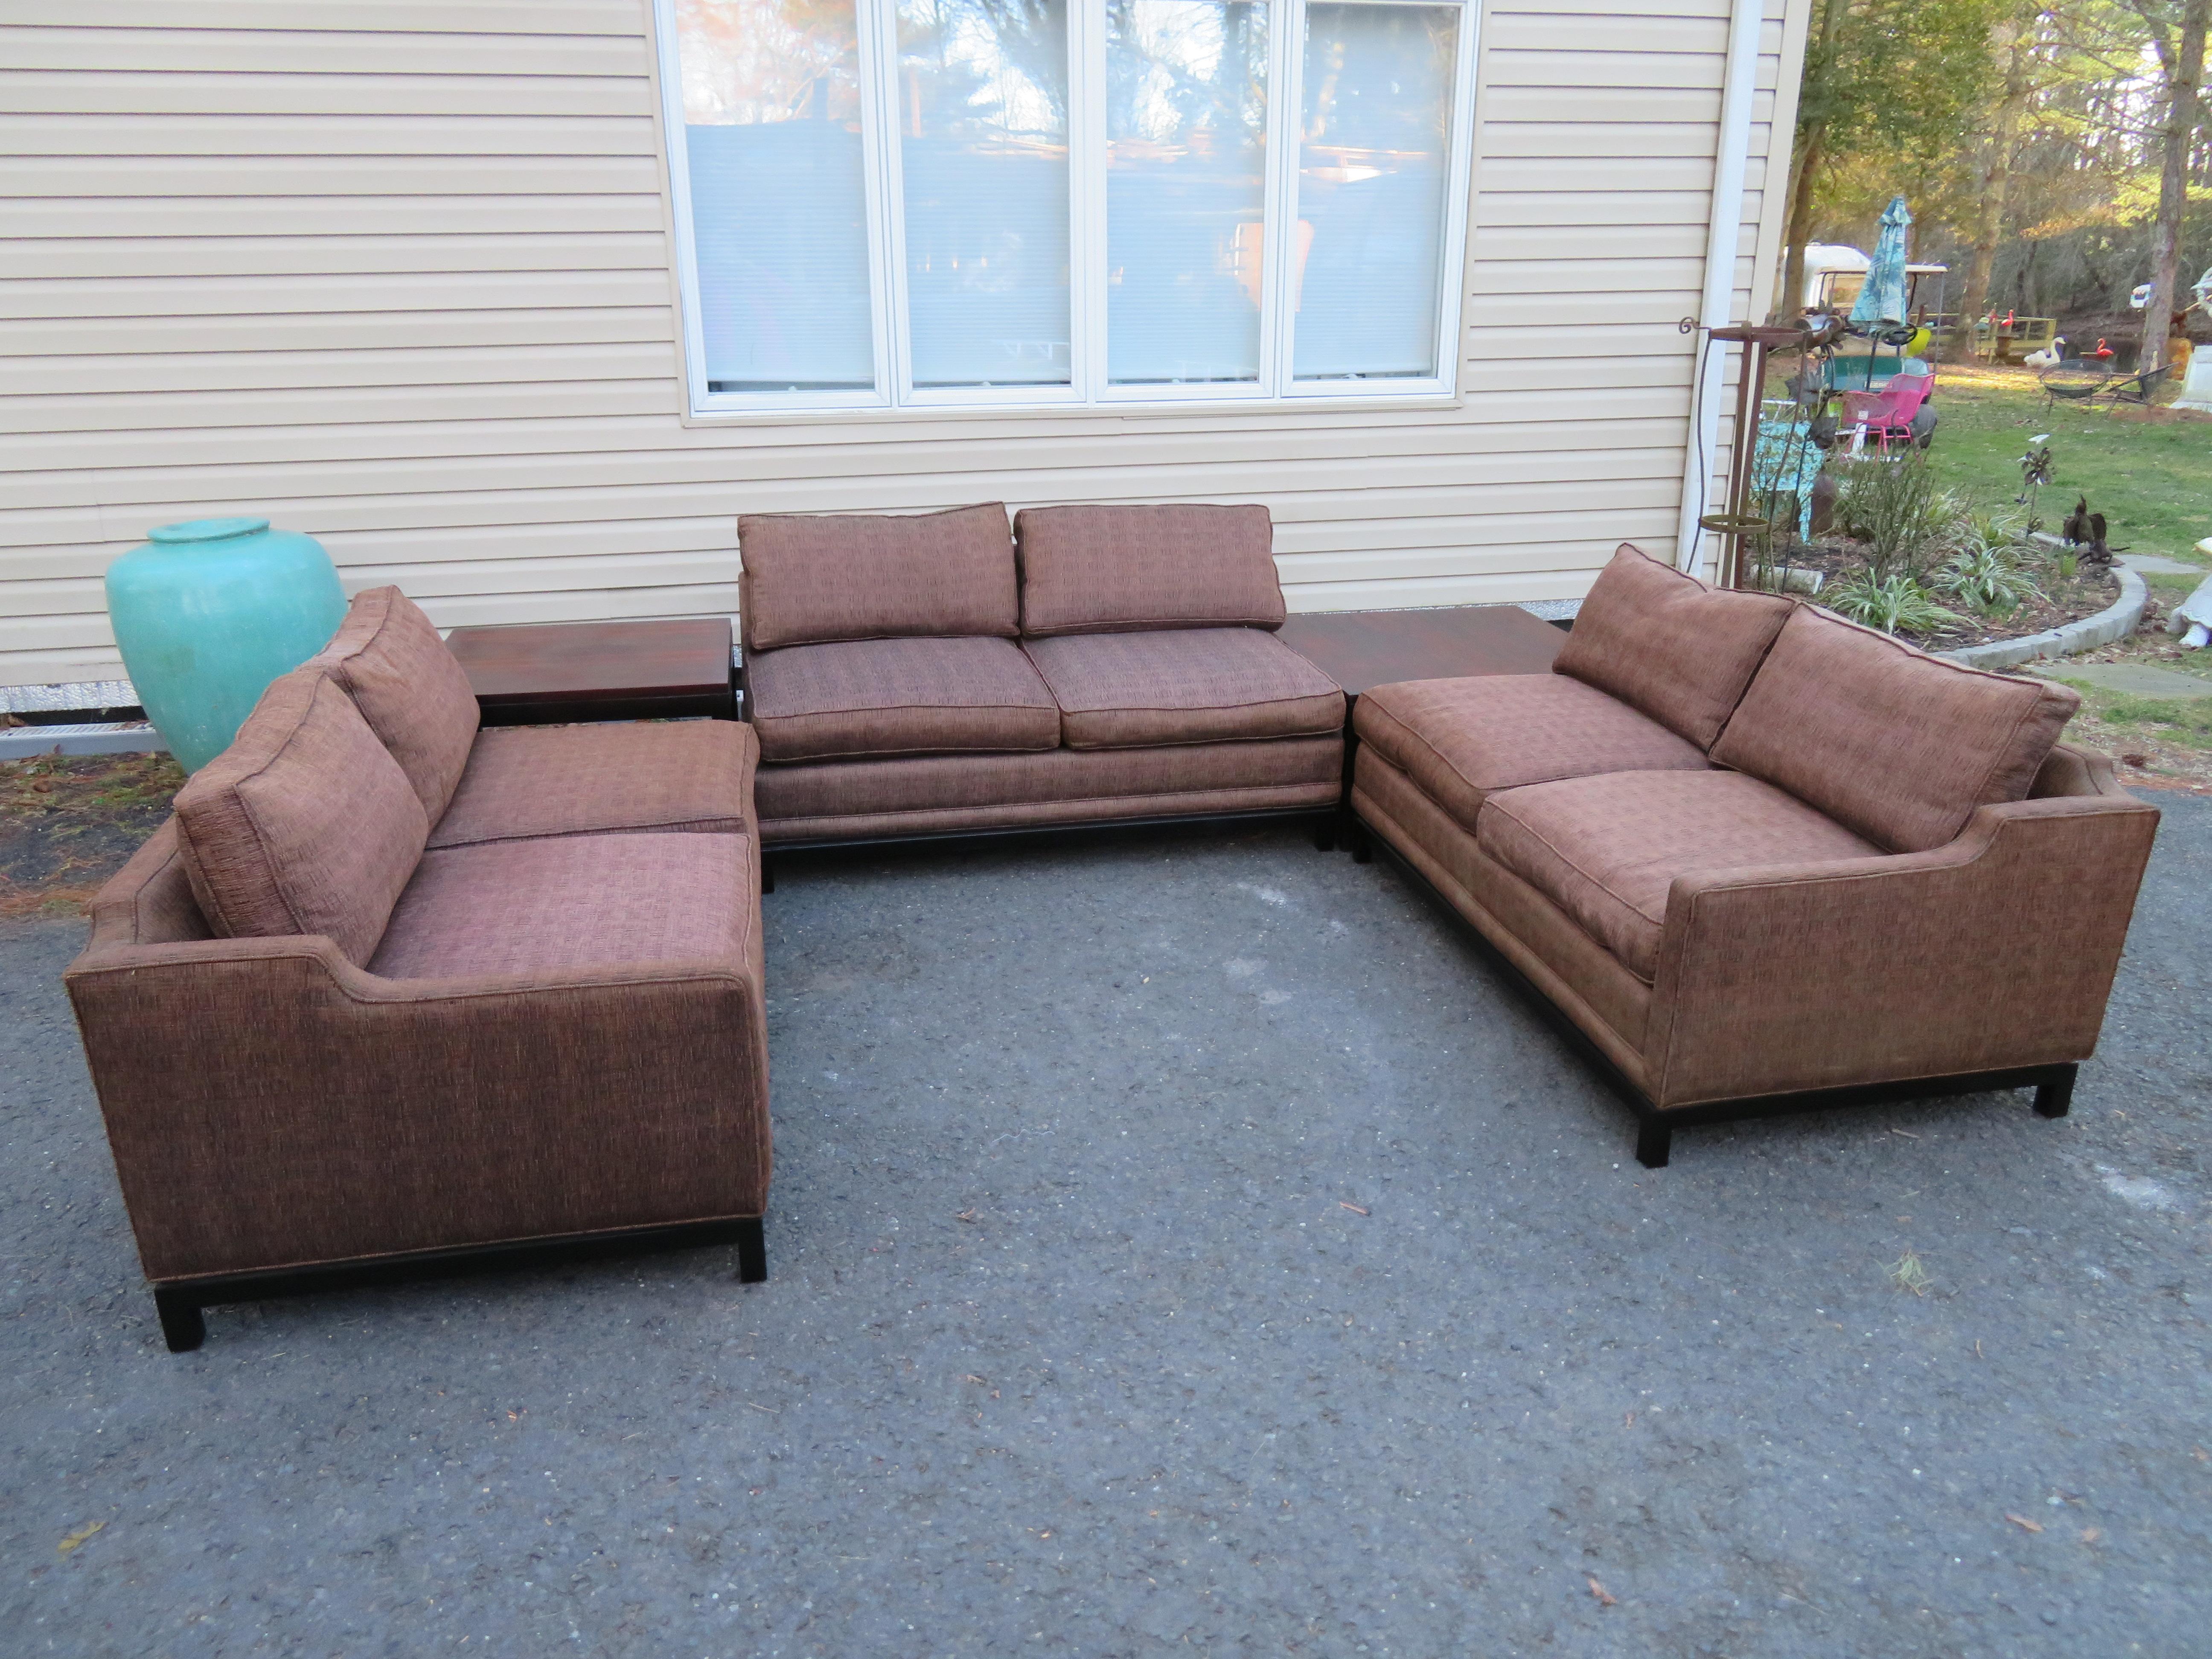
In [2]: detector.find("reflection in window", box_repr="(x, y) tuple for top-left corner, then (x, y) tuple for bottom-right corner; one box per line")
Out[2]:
(1294, 3), (1457, 380)
(676, 0), (876, 392)
(1106, 0), (1271, 384)
(899, 0), (1073, 387)
(657, 0), (1471, 407)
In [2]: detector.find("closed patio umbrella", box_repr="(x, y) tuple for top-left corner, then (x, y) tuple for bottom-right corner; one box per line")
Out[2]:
(1850, 195), (1912, 326)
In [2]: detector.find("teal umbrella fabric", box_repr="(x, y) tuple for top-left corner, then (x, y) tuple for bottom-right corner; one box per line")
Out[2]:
(1850, 196), (1912, 325)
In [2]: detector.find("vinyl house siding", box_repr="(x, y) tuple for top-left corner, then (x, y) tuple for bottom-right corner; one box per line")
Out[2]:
(0, 0), (1809, 687)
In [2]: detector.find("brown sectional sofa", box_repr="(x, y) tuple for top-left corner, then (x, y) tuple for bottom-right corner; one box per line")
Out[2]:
(65, 514), (2163, 1352)
(65, 588), (773, 1351)
(1348, 544), (2161, 1166)
(737, 503), (1346, 851)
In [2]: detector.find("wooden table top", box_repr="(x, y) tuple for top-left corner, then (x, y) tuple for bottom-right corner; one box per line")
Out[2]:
(1277, 604), (1564, 697)
(444, 617), (733, 705)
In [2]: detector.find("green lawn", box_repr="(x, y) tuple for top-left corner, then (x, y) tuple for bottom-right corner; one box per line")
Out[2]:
(1917, 362), (2212, 568)
(1770, 360), (2212, 786)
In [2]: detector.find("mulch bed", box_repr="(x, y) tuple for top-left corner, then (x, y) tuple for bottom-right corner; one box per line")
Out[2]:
(1773, 539), (2122, 650)
(0, 752), (183, 919)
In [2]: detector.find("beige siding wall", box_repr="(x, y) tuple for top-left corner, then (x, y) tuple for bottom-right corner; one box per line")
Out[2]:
(0, 0), (1808, 686)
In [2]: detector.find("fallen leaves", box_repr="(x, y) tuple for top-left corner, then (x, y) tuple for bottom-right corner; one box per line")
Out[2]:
(2080, 1527), (2102, 1544)
(2004, 1513), (2044, 1534)
(1888, 1250), (1933, 1296)
(1586, 1575), (1617, 1607)
(57, 1520), (103, 1557)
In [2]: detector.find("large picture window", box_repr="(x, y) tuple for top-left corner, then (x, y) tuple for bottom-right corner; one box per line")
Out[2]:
(656, 0), (1476, 413)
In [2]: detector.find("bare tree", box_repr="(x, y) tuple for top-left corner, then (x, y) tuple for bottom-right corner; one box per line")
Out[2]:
(2137, 0), (2208, 370)
(1780, 0), (1853, 320)
(1960, 12), (2038, 350)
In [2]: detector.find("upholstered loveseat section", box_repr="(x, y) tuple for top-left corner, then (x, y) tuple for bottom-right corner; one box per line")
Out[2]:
(739, 503), (1345, 848)
(66, 588), (774, 1352)
(1350, 544), (2159, 1165)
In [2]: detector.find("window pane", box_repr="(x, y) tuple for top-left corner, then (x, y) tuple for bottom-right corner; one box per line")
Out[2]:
(1106, 0), (1270, 384)
(675, 0), (876, 393)
(1292, 2), (1458, 381)
(899, 0), (1072, 388)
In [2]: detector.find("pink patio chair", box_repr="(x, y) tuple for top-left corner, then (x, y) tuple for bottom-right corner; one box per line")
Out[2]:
(1839, 364), (1933, 455)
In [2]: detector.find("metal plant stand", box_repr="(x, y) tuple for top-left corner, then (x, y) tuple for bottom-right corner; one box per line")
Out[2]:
(1690, 322), (1838, 590)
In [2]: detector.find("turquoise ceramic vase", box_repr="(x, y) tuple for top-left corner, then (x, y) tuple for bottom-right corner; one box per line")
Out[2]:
(105, 517), (347, 773)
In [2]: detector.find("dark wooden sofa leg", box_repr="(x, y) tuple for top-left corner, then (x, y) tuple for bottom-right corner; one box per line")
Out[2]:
(1346, 817), (1372, 864)
(759, 854), (776, 894)
(734, 1217), (767, 1284)
(2033, 1064), (2077, 1119)
(1312, 812), (1336, 853)
(154, 1288), (206, 1354)
(1635, 1117), (1672, 1170)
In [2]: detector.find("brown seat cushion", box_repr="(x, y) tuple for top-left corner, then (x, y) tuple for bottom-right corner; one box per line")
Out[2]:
(429, 719), (759, 850)
(1015, 504), (1287, 637)
(1552, 544), (1795, 749)
(310, 585), (481, 821)
(1478, 770), (1881, 979)
(1356, 674), (1709, 834)
(1711, 605), (2081, 852)
(371, 832), (754, 980)
(737, 504), (1017, 651)
(1023, 628), (1344, 748)
(747, 635), (1059, 763)
(172, 666), (429, 966)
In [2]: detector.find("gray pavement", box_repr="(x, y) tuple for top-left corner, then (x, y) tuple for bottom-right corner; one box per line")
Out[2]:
(4, 799), (2209, 1658)
(2057, 661), (2212, 699)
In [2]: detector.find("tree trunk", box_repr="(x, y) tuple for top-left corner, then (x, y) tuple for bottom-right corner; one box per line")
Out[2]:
(1779, 125), (1826, 323)
(1961, 15), (2032, 356)
(1775, 0), (1853, 322)
(2143, 0), (2208, 373)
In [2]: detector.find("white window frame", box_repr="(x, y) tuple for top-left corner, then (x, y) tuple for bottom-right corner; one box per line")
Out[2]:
(652, 0), (1481, 418)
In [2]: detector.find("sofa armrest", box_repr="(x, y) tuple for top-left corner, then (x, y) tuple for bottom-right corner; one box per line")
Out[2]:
(1642, 790), (2160, 1107)
(64, 931), (771, 1282)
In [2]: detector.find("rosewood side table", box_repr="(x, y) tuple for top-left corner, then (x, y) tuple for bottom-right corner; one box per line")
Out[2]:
(444, 617), (737, 726)
(1277, 602), (1567, 852)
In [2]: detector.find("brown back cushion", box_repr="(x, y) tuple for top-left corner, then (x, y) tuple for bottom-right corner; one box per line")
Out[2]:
(173, 667), (429, 965)
(1014, 504), (1287, 637)
(1711, 605), (2081, 852)
(311, 585), (480, 822)
(1553, 544), (1795, 749)
(737, 504), (1018, 651)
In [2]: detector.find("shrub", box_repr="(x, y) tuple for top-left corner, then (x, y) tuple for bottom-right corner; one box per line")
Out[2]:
(1936, 536), (2041, 616)
(1824, 570), (1966, 636)
(1830, 453), (1974, 583)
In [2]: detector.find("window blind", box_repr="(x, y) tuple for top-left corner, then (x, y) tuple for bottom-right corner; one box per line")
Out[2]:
(1292, 2), (1457, 380)
(1105, 0), (1271, 385)
(898, 0), (1075, 388)
(678, 0), (879, 392)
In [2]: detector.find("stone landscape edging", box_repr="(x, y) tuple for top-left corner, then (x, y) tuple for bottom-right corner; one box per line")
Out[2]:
(1935, 563), (2147, 670)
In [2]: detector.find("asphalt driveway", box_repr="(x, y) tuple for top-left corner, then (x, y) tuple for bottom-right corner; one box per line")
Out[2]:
(3, 799), (2207, 1657)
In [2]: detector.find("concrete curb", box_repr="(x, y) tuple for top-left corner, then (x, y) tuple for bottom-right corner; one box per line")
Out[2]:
(0, 722), (169, 760)
(1936, 565), (2147, 670)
